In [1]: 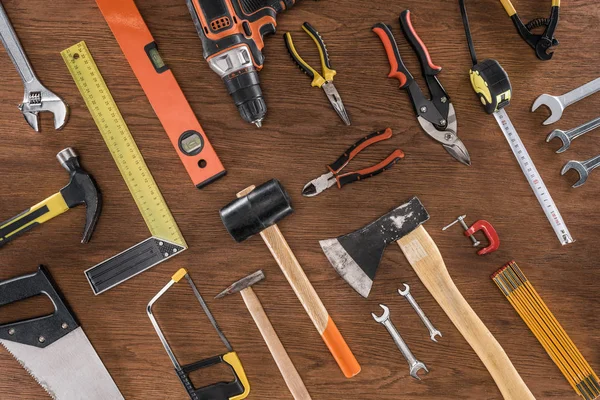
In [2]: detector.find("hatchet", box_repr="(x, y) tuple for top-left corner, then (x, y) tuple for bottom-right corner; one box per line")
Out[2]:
(320, 197), (535, 400)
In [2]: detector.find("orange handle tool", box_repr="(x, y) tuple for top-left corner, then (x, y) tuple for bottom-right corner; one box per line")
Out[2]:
(95, 0), (225, 188)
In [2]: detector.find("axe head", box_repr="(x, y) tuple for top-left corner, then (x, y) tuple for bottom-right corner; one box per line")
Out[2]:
(319, 197), (429, 298)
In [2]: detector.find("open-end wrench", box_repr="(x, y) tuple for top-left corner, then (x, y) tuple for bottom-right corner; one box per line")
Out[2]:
(0, 3), (68, 131)
(561, 155), (600, 188)
(547, 116), (600, 153)
(398, 284), (442, 342)
(372, 304), (428, 380)
(532, 77), (600, 125)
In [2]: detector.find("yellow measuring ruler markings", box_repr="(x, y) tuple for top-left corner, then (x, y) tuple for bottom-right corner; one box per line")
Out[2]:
(62, 41), (187, 295)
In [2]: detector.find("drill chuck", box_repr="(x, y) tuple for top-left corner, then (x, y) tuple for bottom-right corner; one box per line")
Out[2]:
(223, 68), (266, 127)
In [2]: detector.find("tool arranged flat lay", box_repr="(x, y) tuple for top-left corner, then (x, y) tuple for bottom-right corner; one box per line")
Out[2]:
(95, 0), (226, 189)
(0, 0), (598, 399)
(284, 22), (351, 125)
(0, 148), (101, 248)
(149, 268), (250, 400)
(373, 11), (471, 166)
(499, 0), (560, 61)
(493, 261), (600, 400)
(62, 41), (187, 295)
(302, 128), (404, 197)
(0, 2), (69, 131)
(0, 267), (123, 399)
(186, 0), (298, 127)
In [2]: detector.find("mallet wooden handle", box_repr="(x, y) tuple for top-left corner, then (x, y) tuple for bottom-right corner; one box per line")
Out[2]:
(397, 226), (535, 400)
(260, 224), (361, 378)
(240, 287), (312, 400)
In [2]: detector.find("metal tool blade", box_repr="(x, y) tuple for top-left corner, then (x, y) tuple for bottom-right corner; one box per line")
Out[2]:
(302, 171), (335, 197)
(1, 327), (123, 400)
(322, 82), (351, 125)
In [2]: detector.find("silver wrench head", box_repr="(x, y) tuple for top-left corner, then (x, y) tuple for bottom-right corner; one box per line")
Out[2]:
(371, 304), (390, 323)
(561, 160), (588, 188)
(546, 129), (570, 153)
(532, 94), (563, 125)
(429, 329), (443, 343)
(410, 361), (429, 380)
(19, 86), (69, 131)
(398, 283), (410, 297)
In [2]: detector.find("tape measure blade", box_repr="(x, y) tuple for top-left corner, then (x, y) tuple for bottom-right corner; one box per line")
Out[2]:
(61, 41), (186, 247)
(494, 109), (573, 245)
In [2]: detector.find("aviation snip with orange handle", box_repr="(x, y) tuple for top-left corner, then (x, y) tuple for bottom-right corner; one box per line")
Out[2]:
(186, 0), (299, 126)
(95, 0), (226, 189)
(302, 128), (405, 197)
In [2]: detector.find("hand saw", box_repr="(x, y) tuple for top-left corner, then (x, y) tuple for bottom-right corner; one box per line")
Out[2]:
(0, 266), (123, 399)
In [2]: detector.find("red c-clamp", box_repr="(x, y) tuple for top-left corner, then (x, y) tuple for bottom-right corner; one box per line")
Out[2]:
(443, 215), (500, 255)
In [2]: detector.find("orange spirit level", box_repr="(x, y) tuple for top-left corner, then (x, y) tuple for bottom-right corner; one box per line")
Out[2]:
(95, 0), (226, 188)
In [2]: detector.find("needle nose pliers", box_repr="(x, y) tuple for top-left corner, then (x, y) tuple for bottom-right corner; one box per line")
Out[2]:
(302, 128), (404, 197)
(373, 10), (471, 166)
(284, 22), (351, 126)
(500, 0), (560, 61)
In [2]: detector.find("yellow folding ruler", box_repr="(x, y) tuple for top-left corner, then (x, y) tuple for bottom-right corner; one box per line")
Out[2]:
(62, 41), (187, 295)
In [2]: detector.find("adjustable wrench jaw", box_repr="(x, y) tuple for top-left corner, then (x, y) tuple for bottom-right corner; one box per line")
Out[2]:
(19, 82), (69, 132)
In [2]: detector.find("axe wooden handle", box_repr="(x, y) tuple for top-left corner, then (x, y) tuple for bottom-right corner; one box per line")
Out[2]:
(260, 224), (361, 378)
(397, 226), (535, 400)
(240, 287), (312, 400)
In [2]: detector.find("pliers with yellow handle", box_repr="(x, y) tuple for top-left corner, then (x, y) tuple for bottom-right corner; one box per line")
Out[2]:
(284, 22), (351, 125)
(500, 0), (560, 61)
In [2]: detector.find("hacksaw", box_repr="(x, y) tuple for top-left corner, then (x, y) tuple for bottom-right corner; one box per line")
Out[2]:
(61, 41), (187, 295)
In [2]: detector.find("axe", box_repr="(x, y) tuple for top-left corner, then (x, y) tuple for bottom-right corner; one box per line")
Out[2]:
(320, 197), (535, 400)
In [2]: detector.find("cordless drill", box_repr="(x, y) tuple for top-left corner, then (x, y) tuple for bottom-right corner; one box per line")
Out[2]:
(186, 0), (299, 127)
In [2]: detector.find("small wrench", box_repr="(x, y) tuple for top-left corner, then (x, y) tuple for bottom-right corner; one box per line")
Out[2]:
(398, 284), (442, 342)
(547, 116), (600, 153)
(532, 77), (600, 125)
(0, 3), (69, 131)
(561, 155), (600, 188)
(372, 304), (428, 380)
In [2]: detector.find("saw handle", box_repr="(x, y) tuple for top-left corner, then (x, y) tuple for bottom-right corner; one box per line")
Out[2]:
(0, 266), (78, 348)
(240, 288), (312, 399)
(397, 226), (535, 400)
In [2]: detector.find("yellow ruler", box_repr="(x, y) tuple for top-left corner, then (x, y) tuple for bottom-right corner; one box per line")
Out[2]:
(62, 41), (187, 295)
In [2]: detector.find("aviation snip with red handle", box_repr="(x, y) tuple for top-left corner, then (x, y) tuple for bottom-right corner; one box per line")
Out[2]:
(186, 0), (299, 127)
(372, 10), (471, 166)
(302, 128), (404, 197)
(95, 0), (226, 189)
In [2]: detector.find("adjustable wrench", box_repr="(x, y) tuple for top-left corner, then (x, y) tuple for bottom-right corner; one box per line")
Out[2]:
(372, 304), (428, 380)
(398, 284), (442, 342)
(546, 116), (600, 153)
(561, 155), (600, 188)
(0, 2), (68, 131)
(532, 77), (600, 125)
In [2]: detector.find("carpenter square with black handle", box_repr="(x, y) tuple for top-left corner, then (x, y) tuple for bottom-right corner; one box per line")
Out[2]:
(0, 266), (123, 399)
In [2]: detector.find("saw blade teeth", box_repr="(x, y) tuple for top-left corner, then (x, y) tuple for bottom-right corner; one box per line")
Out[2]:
(0, 341), (58, 399)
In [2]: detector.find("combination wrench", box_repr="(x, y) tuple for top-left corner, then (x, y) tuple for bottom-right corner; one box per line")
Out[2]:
(561, 155), (600, 188)
(547, 117), (600, 153)
(532, 77), (600, 125)
(398, 283), (442, 342)
(372, 304), (428, 380)
(0, 2), (68, 131)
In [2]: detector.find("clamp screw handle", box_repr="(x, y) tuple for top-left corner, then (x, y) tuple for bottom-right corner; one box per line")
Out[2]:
(442, 215), (480, 247)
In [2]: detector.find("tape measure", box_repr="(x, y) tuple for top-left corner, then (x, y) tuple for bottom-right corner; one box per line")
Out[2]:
(62, 41), (187, 294)
(459, 0), (572, 245)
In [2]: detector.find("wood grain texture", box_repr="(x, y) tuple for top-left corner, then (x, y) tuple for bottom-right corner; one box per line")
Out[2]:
(240, 288), (312, 400)
(397, 226), (535, 400)
(0, 0), (598, 399)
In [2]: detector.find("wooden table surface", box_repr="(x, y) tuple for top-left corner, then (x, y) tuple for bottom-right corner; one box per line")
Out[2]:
(0, 0), (598, 399)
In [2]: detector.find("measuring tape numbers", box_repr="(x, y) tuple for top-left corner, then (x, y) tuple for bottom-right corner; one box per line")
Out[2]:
(62, 41), (187, 295)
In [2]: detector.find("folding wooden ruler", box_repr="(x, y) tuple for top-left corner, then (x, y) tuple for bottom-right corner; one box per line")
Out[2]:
(62, 41), (187, 295)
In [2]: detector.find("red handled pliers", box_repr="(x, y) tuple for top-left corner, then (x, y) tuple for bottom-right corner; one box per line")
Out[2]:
(302, 128), (404, 197)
